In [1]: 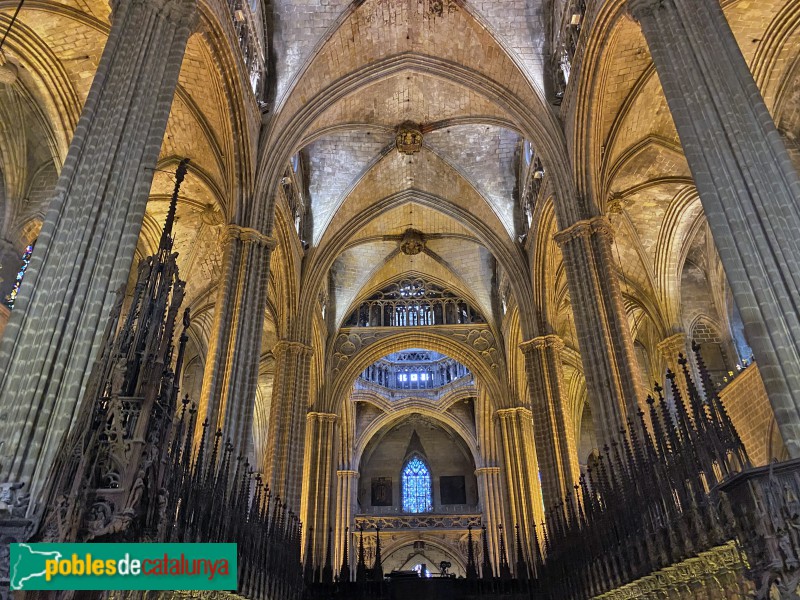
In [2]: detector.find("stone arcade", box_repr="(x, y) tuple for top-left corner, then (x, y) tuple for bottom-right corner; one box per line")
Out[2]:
(1, 0), (800, 598)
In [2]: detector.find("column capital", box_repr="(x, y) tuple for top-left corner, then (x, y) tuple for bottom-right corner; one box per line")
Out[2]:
(273, 340), (314, 358)
(626, 0), (663, 22)
(337, 470), (360, 478)
(307, 411), (337, 423)
(519, 334), (564, 355)
(495, 406), (533, 420)
(227, 224), (277, 249)
(553, 216), (613, 247)
(657, 332), (688, 361)
(475, 466), (501, 476)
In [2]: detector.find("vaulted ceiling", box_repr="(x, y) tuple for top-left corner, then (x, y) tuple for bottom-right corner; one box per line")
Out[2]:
(272, 0), (551, 335)
(1, 0), (799, 387)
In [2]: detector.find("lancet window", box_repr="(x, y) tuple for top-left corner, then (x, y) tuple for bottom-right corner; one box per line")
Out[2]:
(344, 278), (485, 327)
(402, 456), (433, 513)
(4, 241), (34, 309)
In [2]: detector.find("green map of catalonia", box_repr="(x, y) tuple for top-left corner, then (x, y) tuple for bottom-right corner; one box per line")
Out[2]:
(10, 544), (62, 590)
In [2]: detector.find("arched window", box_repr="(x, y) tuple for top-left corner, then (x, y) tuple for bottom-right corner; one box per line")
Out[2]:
(4, 241), (35, 309)
(402, 456), (432, 513)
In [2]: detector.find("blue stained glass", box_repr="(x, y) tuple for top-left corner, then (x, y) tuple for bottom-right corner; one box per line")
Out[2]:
(402, 456), (432, 513)
(5, 243), (34, 310)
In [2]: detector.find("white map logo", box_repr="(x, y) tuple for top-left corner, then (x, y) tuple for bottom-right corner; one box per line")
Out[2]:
(10, 543), (62, 590)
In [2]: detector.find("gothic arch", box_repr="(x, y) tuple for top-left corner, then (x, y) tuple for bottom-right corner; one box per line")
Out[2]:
(268, 199), (303, 338)
(351, 386), (477, 415)
(0, 10), (84, 161)
(194, 2), (264, 222)
(563, 0), (630, 213)
(652, 187), (704, 328)
(529, 196), (560, 332)
(353, 407), (479, 473)
(296, 189), (535, 342)
(749, 0), (800, 108)
(326, 332), (509, 415)
(340, 272), (490, 332)
(254, 50), (579, 240)
(378, 534), (468, 575)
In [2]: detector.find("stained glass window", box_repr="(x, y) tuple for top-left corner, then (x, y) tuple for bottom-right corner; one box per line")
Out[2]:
(402, 456), (432, 513)
(4, 242), (34, 310)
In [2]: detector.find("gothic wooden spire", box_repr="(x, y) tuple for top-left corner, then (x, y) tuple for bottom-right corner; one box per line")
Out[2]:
(515, 524), (529, 581)
(466, 525), (478, 579)
(498, 524), (511, 580)
(356, 525), (367, 582)
(36, 159), (190, 542)
(303, 527), (315, 584)
(481, 525), (493, 579)
(322, 526), (333, 583)
(159, 158), (190, 253)
(339, 526), (350, 583)
(372, 526), (383, 581)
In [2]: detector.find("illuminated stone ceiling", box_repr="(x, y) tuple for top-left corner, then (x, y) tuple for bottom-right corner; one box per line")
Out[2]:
(0, 0), (797, 370)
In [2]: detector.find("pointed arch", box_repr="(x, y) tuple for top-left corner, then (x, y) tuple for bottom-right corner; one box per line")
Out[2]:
(401, 454), (433, 514)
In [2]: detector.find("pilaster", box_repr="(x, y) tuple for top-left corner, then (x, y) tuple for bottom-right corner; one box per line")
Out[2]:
(0, 0), (197, 510)
(495, 406), (544, 570)
(264, 340), (314, 510)
(475, 466), (503, 574)
(520, 335), (580, 511)
(628, 0), (800, 457)
(333, 469), (359, 577)
(555, 216), (641, 446)
(300, 412), (337, 570)
(198, 224), (276, 449)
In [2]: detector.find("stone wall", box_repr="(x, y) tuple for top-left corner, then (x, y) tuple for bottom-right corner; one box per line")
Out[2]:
(718, 364), (787, 465)
(358, 420), (478, 512)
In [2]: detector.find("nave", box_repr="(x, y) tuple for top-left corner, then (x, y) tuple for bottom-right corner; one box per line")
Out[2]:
(1, 0), (800, 598)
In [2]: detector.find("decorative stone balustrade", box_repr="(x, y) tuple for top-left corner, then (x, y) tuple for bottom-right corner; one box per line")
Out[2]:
(550, 0), (588, 100)
(359, 353), (472, 391)
(355, 513), (481, 531)
(224, 0), (266, 97)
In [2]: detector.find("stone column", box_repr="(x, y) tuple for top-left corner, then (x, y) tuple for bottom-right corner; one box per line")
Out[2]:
(333, 469), (358, 576)
(475, 466), (503, 573)
(475, 388), (506, 573)
(520, 335), (580, 512)
(197, 224), (275, 452)
(264, 340), (314, 510)
(628, 0), (800, 457)
(0, 0), (197, 509)
(300, 412), (336, 570)
(555, 216), (641, 446)
(496, 407), (545, 567)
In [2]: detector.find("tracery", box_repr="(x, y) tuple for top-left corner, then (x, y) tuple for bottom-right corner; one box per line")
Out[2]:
(402, 456), (433, 514)
(344, 278), (486, 327)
